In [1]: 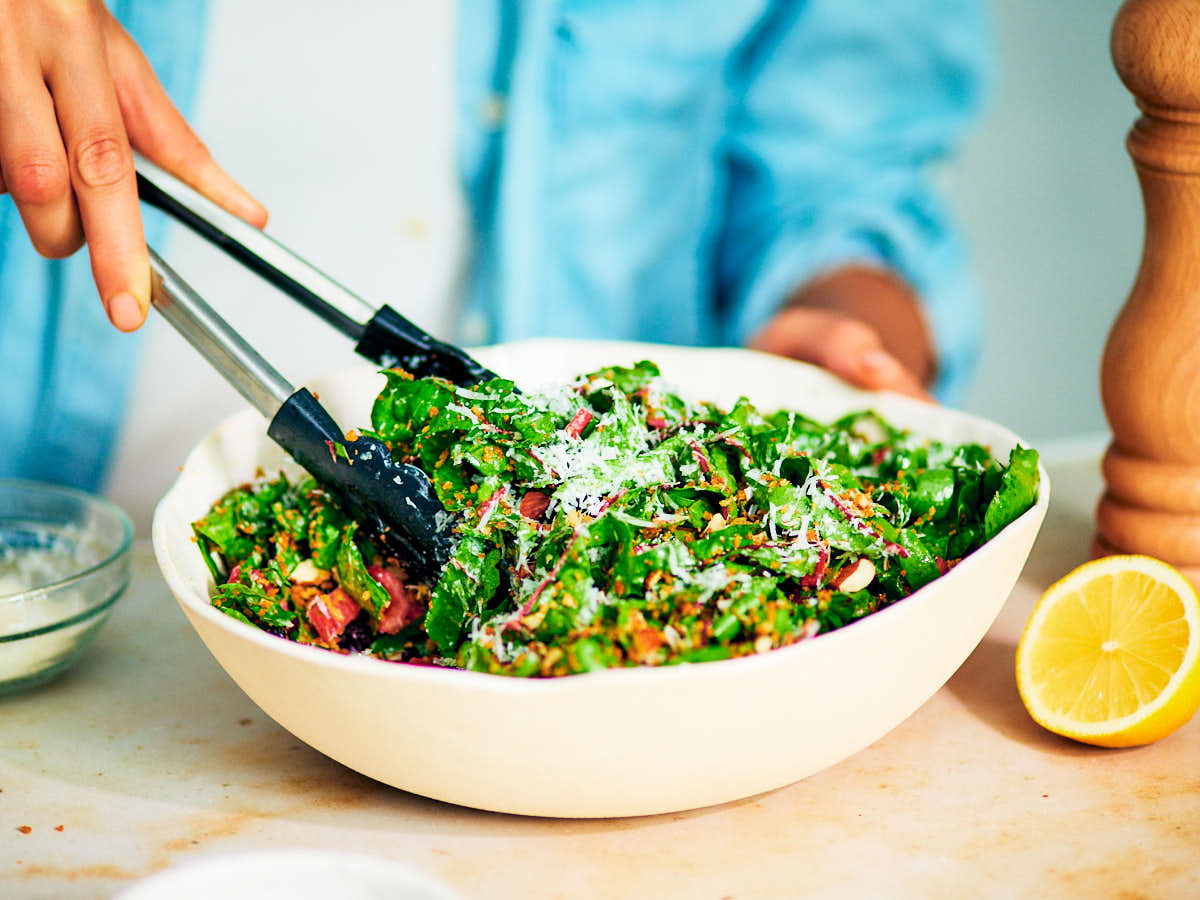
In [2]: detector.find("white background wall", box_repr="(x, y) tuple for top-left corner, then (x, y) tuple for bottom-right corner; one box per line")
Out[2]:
(950, 0), (1139, 440)
(109, 1), (463, 527)
(107, 0), (1143, 530)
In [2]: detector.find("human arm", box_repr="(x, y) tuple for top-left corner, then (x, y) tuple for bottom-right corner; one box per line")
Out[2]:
(717, 0), (992, 404)
(0, 0), (266, 331)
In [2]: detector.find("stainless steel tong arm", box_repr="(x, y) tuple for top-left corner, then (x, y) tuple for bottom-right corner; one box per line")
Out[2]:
(135, 152), (376, 337)
(148, 246), (292, 418)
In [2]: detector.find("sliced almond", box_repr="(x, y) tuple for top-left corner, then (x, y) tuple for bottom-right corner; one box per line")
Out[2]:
(289, 559), (330, 585)
(832, 558), (876, 593)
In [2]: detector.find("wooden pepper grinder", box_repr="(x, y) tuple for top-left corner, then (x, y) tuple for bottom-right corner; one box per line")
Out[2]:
(1097, 0), (1200, 586)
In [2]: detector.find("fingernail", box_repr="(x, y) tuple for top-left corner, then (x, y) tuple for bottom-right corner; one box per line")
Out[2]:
(236, 196), (269, 227)
(861, 350), (903, 379)
(108, 292), (145, 332)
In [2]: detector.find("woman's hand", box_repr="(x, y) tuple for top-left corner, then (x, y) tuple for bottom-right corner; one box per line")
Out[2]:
(0, 0), (266, 331)
(749, 265), (935, 401)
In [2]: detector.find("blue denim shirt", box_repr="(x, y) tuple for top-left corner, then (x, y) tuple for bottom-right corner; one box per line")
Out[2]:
(0, 0), (989, 490)
(458, 0), (990, 397)
(0, 1), (208, 490)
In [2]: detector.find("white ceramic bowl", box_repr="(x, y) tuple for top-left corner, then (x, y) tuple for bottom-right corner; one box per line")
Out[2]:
(153, 339), (1049, 818)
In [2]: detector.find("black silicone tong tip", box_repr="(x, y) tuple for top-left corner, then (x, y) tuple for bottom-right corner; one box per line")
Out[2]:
(135, 150), (510, 579)
(268, 390), (456, 579)
(147, 248), (457, 582)
(355, 305), (498, 385)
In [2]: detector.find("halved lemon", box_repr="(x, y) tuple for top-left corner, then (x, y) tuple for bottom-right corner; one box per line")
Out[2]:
(1016, 555), (1200, 747)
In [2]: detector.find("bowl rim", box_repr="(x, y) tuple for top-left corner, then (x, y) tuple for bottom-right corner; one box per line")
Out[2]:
(0, 477), (134, 609)
(154, 343), (1051, 695)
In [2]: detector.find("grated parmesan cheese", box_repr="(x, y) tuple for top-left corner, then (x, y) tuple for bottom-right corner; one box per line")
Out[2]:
(1, 522), (112, 683)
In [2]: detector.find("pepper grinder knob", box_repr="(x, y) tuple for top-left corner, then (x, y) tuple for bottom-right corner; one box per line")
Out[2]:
(1096, 0), (1200, 585)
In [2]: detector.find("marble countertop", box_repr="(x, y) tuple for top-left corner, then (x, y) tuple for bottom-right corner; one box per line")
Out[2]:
(3, 452), (1197, 899)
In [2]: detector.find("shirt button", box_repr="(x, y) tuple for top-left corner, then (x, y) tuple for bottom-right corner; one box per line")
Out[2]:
(480, 93), (507, 129)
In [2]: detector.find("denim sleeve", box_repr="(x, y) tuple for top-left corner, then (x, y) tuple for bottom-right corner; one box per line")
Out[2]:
(716, 0), (993, 403)
(0, 0), (209, 490)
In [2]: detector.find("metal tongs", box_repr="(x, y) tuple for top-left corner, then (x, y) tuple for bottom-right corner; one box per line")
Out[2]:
(138, 154), (485, 577)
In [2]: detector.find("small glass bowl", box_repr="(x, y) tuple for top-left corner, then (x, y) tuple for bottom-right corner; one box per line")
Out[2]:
(0, 479), (132, 695)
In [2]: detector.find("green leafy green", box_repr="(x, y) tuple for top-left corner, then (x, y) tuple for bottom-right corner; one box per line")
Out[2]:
(335, 524), (390, 622)
(193, 361), (1040, 677)
(984, 446), (1041, 540)
(426, 534), (502, 654)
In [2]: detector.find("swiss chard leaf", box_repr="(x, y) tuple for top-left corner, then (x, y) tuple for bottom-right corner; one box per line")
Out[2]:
(370, 370), (456, 445)
(192, 494), (257, 565)
(335, 524), (390, 622)
(211, 581), (296, 634)
(984, 446), (1040, 540)
(585, 361), (661, 395)
(912, 468), (955, 520)
(307, 500), (347, 570)
(425, 534), (502, 655)
(891, 527), (942, 590)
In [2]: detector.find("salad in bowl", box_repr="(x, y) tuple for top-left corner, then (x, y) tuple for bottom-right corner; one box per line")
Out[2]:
(193, 360), (1038, 677)
(154, 340), (1048, 816)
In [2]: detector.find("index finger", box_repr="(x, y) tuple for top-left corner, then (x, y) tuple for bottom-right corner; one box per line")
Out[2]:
(45, 14), (147, 331)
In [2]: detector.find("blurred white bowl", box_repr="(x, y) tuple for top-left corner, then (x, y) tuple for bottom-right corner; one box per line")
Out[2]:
(152, 339), (1048, 817)
(116, 850), (459, 900)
